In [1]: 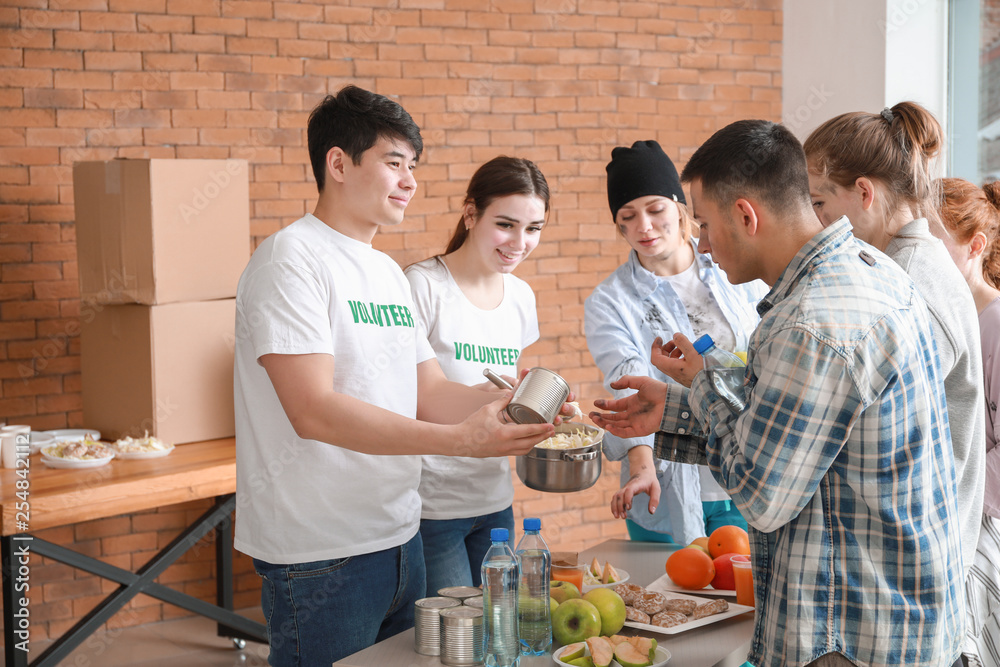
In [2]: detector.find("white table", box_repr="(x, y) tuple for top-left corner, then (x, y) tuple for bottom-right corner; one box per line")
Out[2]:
(334, 538), (754, 667)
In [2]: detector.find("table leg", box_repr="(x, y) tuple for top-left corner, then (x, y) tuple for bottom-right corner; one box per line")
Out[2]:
(2, 535), (29, 667)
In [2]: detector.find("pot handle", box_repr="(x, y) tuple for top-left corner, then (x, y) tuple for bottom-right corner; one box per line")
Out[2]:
(562, 450), (598, 462)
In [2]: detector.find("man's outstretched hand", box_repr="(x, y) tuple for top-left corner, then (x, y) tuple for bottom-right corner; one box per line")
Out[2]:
(589, 375), (669, 440)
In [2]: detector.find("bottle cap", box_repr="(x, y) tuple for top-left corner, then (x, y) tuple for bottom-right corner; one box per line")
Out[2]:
(491, 528), (509, 542)
(692, 334), (715, 355)
(523, 517), (541, 531)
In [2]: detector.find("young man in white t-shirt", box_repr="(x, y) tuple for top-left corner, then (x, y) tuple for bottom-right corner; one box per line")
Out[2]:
(233, 85), (560, 665)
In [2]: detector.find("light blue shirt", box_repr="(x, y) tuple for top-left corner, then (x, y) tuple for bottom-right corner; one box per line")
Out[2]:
(583, 240), (766, 543)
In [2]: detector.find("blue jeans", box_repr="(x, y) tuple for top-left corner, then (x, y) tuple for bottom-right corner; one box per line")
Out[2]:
(253, 532), (425, 666)
(420, 506), (514, 596)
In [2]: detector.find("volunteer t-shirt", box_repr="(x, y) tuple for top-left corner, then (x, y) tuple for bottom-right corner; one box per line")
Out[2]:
(234, 214), (434, 564)
(406, 257), (539, 519)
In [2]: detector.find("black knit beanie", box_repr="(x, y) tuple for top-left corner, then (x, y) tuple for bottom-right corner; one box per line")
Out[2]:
(606, 140), (686, 220)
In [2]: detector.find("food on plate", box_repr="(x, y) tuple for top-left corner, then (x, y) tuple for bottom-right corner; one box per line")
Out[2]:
(650, 610), (688, 628)
(626, 637), (658, 662)
(583, 559), (622, 586)
(608, 634), (631, 646)
(633, 591), (667, 615)
(534, 427), (601, 450)
(625, 606), (650, 624)
(112, 432), (173, 454)
(561, 642), (586, 662)
(614, 641), (656, 667)
(711, 553), (740, 590)
(582, 588), (626, 636)
(585, 636), (614, 667)
(551, 597), (602, 645)
(686, 536), (711, 554)
(622, 581), (731, 630)
(665, 546), (715, 590)
(613, 582), (644, 606)
(662, 598), (697, 615)
(707, 525), (750, 559)
(567, 658), (595, 667)
(42, 440), (114, 461)
(691, 598), (729, 620)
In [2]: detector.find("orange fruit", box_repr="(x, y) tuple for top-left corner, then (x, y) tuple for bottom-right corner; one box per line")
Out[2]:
(708, 525), (750, 559)
(665, 547), (715, 590)
(710, 553), (739, 590)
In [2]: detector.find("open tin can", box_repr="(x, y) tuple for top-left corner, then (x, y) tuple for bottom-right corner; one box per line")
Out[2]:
(504, 367), (570, 424)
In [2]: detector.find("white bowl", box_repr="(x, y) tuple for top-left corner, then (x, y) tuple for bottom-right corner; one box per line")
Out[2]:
(552, 640), (671, 667)
(582, 568), (630, 593)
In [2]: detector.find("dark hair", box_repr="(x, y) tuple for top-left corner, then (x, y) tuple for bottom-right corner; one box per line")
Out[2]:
(939, 177), (1000, 290)
(306, 85), (423, 192)
(679, 119), (812, 217)
(443, 156), (551, 255)
(803, 101), (942, 226)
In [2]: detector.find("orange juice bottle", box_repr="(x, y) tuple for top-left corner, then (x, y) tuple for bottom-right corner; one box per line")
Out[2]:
(551, 564), (585, 592)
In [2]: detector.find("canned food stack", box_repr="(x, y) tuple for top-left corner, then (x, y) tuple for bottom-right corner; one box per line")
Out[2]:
(413, 597), (460, 656)
(439, 606), (484, 666)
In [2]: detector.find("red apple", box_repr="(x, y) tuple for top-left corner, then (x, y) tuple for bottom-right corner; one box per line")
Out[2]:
(711, 553), (739, 590)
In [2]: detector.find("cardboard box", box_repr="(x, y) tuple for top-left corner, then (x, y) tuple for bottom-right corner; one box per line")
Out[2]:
(80, 300), (236, 445)
(73, 159), (250, 306)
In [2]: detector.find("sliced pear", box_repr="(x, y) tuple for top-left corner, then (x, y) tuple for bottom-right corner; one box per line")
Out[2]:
(561, 642), (586, 662)
(590, 557), (603, 577)
(602, 561), (620, 584)
(614, 642), (653, 667)
(586, 636), (615, 667)
(608, 634), (631, 646)
(567, 658), (596, 667)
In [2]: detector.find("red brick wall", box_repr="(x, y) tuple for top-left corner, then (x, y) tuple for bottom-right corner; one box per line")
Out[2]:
(0, 0), (782, 641)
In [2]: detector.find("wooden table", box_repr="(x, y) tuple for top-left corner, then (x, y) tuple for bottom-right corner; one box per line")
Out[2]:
(0, 437), (266, 666)
(335, 538), (754, 667)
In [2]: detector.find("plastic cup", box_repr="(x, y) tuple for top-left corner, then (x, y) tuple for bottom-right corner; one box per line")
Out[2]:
(0, 425), (30, 468)
(731, 555), (754, 607)
(551, 563), (586, 592)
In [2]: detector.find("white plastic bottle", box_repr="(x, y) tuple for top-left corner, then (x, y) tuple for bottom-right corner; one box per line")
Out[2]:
(692, 334), (747, 410)
(514, 517), (551, 655)
(482, 528), (520, 666)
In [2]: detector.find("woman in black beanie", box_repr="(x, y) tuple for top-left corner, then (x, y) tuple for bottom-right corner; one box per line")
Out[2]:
(584, 140), (767, 546)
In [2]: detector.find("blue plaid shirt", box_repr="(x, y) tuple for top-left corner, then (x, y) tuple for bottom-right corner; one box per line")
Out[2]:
(655, 219), (965, 667)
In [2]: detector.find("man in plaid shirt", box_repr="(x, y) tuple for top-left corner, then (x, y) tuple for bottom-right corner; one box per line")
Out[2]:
(591, 120), (965, 667)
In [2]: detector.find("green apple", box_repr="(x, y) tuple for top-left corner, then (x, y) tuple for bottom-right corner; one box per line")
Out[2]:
(550, 580), (581, 605)
(551, 597), (559, 615)
(582, 587), (627, 636)
(614, 642), (653, 667)
(551, 598), (602, 645)
(561, 641), (586, 662)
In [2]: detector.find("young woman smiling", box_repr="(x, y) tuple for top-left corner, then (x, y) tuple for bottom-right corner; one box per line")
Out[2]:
(405, 156), (550, 595)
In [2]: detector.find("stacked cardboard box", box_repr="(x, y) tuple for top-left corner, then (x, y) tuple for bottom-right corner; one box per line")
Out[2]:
(73, 159), (250, 445)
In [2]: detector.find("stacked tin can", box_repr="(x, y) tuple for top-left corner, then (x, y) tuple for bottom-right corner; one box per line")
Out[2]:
(414, 597), (460, 656)
(439, 606), (484, 666)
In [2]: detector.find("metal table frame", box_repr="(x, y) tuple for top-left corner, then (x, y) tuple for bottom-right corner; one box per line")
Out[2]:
(1, 493), (266, 666)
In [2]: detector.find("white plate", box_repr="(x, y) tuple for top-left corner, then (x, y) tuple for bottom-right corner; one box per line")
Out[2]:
(42, 428), (102, 444)
(623, 582), (753, 636)
(28, 432), (56, 454)
(40, 454), (113, 469)
(553, 641), (671, 667)
(112, 445), (175, 460)
(582, 568), (631, 592)
(648, 571), (737, 598)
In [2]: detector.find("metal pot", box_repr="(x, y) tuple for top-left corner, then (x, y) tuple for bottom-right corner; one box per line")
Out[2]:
(516, 423), (604, 493)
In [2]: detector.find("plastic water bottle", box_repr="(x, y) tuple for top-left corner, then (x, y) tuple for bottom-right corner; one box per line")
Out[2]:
(482, 528), (520, 667)
(692, 334), (747, 411)
(514, 517), (551, 656)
